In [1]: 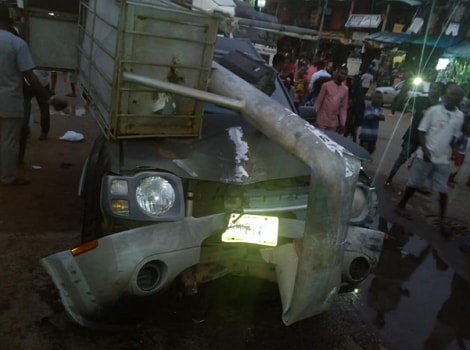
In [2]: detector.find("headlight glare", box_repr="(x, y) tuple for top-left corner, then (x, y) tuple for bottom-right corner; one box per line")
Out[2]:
(136, 176), (176, 216)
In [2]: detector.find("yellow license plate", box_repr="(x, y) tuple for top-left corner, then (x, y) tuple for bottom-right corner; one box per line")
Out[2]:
(222, 214), (278, 246)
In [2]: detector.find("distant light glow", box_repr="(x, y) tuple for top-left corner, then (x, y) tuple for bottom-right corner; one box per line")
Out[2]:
(413, 77), (423, 86)
(258, 0), (266, 7)
(436, 58), (450, 70)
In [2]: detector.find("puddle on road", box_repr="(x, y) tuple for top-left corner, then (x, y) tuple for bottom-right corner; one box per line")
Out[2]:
(352, 216), (470, 350)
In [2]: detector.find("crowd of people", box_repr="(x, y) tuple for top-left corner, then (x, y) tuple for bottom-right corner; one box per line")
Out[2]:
(273, 51), (385, 150)
(272, 50), (470, 253)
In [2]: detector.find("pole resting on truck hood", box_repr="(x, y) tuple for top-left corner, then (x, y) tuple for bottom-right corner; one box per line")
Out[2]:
(122, 62), (361, 324)
(208, 62), (360, 324)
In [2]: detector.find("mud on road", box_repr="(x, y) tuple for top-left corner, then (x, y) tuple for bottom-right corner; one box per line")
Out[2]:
(0, 108), (390, 350)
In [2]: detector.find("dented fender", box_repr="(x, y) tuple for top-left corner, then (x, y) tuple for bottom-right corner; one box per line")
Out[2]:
(41, 214), (228, 328)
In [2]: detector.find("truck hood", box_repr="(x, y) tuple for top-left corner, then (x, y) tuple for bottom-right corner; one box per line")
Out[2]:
(118, 121), (310, 184)
(117, 112), (369, 183)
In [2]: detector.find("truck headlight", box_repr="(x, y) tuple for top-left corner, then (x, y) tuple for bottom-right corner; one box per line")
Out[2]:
(136, 176), (176, 216)
(103, 172), (184, 221)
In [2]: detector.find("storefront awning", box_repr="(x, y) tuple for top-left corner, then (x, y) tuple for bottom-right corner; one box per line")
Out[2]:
(364, 31), (410, 45)
(445, 41), (470, 58)
(376, 0), (423, 6)
(407, 35), (461, 49)
(366, 31), (462, 49)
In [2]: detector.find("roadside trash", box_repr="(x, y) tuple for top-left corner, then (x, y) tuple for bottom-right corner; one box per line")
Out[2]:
(32, 165), (42, 170)
(75, 107), (87, 117)
(59, 131), (84, 142)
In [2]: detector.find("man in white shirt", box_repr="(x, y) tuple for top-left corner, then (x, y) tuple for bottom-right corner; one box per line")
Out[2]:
(307, 60), (332, 93)
(360, 69), (374, 95)
(395, 84), (465, 237)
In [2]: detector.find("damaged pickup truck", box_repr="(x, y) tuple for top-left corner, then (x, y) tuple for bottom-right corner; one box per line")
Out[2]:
(39, 0), (384, 328)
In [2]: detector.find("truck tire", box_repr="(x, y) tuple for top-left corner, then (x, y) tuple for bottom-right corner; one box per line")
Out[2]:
(81, 134), (109, 243)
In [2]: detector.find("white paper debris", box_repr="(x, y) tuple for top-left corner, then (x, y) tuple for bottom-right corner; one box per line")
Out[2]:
(59, 131), (84, 142)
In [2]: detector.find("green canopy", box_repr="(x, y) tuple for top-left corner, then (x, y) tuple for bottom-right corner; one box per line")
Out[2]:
(376, 0), (423, 6)
(445, 41), (470, 58)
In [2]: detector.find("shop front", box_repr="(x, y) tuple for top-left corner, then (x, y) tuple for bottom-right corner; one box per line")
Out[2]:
(438, 41), (470, 96)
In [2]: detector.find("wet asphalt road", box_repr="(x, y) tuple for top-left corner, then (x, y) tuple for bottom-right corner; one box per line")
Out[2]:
(1, 76), (469, 348)
(357, 108), (470, 350)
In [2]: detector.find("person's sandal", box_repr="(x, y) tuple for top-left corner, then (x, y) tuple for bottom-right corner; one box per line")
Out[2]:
(1, 177), (30, 186)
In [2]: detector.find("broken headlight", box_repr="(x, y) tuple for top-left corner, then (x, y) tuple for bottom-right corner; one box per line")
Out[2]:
(136, 176), (176, 216)
(349, 183), (378, 226)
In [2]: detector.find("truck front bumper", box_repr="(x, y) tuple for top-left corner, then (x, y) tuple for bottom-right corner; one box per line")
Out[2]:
(42, 214), (383, 328)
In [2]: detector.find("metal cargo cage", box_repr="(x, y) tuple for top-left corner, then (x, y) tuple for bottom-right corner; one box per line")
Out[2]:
(78, 0), (219, 139)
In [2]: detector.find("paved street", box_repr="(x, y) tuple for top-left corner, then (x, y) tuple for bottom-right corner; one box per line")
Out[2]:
(355, 107), (470, 350)
(0, 78), (392, 350)
(1, 75), (469, 348)
(364, 108), (470, 229)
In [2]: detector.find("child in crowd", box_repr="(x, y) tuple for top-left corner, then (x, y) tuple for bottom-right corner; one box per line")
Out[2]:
(359, 91), (385, 154)
(294, 64), (307, 109)
(448, 118), (470, 187)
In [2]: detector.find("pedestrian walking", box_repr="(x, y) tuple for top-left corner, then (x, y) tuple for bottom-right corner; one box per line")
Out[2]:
(305, 60), (332, 105)
(18, 69), (52, 165)
(394, 84), (465, 237)
(273, 53), (295, 100)
(313, 65), (349, 134)
(384, 82), (445, 186)
(67, 71), (77, 97)
(448, 118), (470, 187)
(0, 4), (67, 185)
(24, 69), (51, 140)
(307, 60), (332, 93)
(360, 69), (374, 96)
(345, 75), (365, 142)
(293, 63), (307, 109)
(359, 91), (385, 154)
(304, 55), (319, 87)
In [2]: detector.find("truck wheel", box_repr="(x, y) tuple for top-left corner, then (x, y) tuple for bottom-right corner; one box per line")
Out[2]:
(81, 134), (109, 243)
